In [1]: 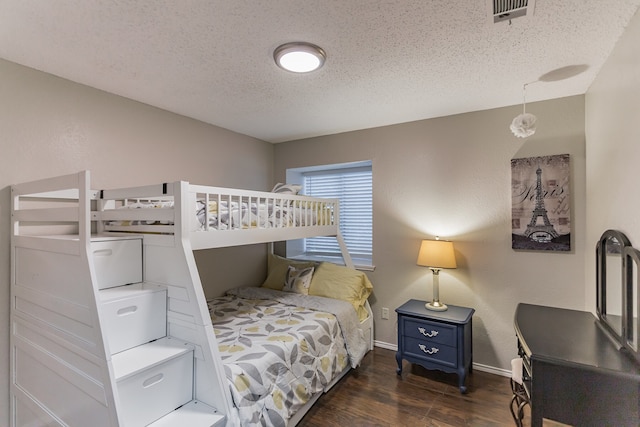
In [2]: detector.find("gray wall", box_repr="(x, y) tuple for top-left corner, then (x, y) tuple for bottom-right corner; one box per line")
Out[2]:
(585, 7), (640, 305)
(274, 95), (587, 372)
(0, 59), (273, 425)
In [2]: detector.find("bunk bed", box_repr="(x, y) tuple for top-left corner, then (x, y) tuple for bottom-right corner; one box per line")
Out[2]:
(10, 170), (374, 427)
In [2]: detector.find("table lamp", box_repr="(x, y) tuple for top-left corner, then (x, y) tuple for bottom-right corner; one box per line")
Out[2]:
(417, 238), (457, 311)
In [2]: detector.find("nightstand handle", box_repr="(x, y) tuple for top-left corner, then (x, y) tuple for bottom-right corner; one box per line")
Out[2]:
(419, 344), (439, 355)
(418, 327), (439, 338)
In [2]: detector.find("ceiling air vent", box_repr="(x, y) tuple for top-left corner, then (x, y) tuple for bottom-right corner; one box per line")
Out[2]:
(487, 0), (536, 24)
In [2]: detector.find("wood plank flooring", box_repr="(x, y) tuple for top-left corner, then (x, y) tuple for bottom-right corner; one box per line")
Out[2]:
(299, 346), (528, 427)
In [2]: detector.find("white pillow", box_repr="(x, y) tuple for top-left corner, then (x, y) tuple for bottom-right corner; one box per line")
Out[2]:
(271, 183), (302, 195)
(283, 265), (315, 295)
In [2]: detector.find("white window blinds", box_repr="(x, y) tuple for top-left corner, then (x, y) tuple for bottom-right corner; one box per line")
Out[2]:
(303, 166), (372, 259)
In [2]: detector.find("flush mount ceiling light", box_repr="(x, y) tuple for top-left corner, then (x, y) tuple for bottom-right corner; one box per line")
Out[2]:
(274, 42), (326, 73)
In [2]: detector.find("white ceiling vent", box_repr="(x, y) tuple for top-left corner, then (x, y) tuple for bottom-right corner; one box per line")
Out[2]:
(487, 0), (536, 24)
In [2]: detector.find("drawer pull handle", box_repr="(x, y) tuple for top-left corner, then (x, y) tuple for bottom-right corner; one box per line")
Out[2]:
(93, 249), (113, 257)
(418, 327), (439, 338)
(117, 305), (138, 316)
(419, 344), (439, 355)
(142, 373), (164, 388)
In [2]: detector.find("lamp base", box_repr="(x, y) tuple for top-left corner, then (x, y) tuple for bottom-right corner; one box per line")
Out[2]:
(425, 301), (448, 312)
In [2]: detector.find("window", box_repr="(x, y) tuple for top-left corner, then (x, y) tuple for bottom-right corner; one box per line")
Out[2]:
(286, 161), (373, 269)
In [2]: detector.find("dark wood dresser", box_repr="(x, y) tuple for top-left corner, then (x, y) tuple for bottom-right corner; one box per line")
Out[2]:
(514, 303), (640, 427)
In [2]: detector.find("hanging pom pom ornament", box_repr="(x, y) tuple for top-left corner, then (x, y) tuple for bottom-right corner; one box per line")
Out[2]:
(510, 112), (537, 138)
(511, 83), (537, 138)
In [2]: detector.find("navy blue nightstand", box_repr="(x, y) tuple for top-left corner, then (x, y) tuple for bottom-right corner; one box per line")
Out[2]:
(395, 299), (474, 393)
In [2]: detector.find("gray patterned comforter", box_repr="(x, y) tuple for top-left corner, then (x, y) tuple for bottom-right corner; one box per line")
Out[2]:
(208, 287), (368, 426)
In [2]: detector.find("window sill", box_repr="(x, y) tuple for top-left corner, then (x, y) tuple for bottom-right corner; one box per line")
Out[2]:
(289, 254), (375, 272)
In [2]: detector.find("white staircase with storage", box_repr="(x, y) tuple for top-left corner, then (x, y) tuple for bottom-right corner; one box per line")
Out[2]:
(96, 236), (222, 427)
(10, 172), (229, 426)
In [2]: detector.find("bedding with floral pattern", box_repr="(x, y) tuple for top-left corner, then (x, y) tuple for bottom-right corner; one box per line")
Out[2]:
(208, 287), (367, 427)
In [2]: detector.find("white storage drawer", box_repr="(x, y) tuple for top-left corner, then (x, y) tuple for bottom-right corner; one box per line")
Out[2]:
(100, 283), (166, 354)
(113, 338), (194, 427)
(92, 238), (142, 289)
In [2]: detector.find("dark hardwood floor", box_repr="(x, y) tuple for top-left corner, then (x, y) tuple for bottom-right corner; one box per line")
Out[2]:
(299, 347), (528, 427)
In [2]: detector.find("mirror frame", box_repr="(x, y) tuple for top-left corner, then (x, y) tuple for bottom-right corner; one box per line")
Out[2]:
(596, 229), (631, 346)
(624, 245), (640, 363)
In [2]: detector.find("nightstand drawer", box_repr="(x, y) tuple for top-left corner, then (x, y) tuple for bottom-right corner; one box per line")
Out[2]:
(403, 318), (456, 347)
(404, 336), (457, 368)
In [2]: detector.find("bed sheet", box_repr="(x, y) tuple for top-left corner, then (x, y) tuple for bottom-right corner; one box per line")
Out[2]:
(208, 288), (365, 427)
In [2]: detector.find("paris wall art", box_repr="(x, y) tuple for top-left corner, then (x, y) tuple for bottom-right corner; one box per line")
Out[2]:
(511, 154), (571, 251)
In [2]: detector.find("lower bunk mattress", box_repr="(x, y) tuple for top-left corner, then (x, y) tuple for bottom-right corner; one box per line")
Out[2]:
(208, 287), (369, 427)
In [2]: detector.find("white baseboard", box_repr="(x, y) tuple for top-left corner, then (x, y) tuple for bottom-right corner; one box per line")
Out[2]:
(373, 341), (512, 378)
(373, 340), (397, 351)
(473, 363), (511, 377)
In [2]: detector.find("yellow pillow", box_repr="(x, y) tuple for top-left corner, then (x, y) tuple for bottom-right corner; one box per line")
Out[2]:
(308, 262), (373, 321)
(261, 253), (318, 290)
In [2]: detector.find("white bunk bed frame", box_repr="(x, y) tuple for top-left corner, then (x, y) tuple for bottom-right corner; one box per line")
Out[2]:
(10, 170), (373, 427)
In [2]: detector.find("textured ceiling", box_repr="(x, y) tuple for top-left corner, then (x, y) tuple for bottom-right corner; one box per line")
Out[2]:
(1, 1), (639, 143)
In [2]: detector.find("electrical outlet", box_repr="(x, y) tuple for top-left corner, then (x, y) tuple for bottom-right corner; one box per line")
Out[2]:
(381, 307), (389, 320)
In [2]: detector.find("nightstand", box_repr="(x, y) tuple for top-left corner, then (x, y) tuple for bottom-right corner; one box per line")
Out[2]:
(395, 299), (474, 393)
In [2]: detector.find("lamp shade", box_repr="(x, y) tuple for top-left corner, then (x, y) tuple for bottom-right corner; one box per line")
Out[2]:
(417, 239), (457, 269)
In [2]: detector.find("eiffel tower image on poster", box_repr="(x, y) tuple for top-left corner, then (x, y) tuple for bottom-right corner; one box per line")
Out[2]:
(524, 166), (559, 243)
